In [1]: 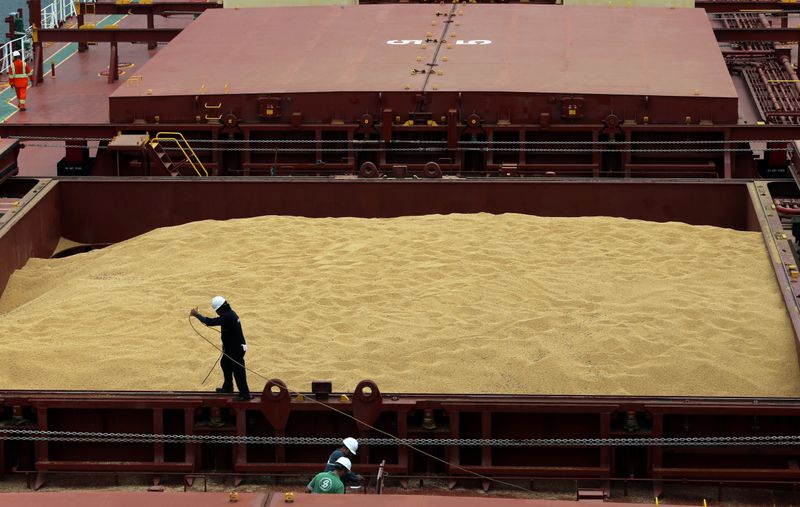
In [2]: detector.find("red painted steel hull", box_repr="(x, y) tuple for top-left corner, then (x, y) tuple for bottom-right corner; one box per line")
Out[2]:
(1, 177), (799, 492)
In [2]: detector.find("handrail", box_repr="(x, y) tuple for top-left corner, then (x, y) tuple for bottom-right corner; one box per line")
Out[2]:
(41, 0), (77, 29)
(153, 131), (208, 176)
(0, 0), (77, 77)
(0, 33), (31, 78)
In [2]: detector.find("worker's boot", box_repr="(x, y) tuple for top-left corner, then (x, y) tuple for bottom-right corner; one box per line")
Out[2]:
(215, 387), (232, 394)
(236, 393), (252, 401)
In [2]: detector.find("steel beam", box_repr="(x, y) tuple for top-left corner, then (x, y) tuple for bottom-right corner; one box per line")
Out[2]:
(77, 0), (799, 15)
(3, 122), (800, 142)
(36, 27), (182, 44)
(749, 181), (800, 368)
(714, 26), (800, 42)
(3, 386), (800, 484)
(108, 41), (118, 83)
(359, 0), (800, 12)
(697, 0), (800, 12)
(76, 1), (221, 16)
(0, 123), (222, 138)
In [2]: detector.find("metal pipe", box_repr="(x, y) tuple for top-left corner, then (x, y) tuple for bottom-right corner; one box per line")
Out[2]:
(771, 69), (797, 121)
(779, 55), (800, 96)
(757, 65), (782, 111)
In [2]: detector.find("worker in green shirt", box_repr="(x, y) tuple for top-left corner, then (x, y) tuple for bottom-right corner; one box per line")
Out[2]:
(307, 457), (351, 494)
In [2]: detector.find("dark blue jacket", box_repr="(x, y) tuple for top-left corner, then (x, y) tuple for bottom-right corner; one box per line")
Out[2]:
(325, 449), (358, 483)
(196, 308), (246, 355)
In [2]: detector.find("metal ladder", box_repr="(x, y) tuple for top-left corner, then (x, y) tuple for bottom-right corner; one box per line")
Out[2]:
(148, 132), (208, 176)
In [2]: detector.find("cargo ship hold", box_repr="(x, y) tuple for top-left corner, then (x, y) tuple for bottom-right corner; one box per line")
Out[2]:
(5, 0), (800, 505)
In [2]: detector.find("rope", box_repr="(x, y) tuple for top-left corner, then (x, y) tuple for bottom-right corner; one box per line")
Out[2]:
(200, 353), (221, 385)
(194, 314), (221, 385)
(186, 316), (536, 494)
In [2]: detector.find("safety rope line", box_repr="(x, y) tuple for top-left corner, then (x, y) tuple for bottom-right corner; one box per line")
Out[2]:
(156, 147), (789, 153)
(10, 136), (112, 141)
(7, 136), (799, 145)
(12, 143), (795, 153)
(186, 317), (535, 494)
(2, 429), (800, 448)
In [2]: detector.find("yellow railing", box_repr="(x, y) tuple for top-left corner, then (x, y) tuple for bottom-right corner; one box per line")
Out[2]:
(151, 132), (208, 177)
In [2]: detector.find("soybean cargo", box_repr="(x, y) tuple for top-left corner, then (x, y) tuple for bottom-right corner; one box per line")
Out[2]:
(0, 213), (797, 397)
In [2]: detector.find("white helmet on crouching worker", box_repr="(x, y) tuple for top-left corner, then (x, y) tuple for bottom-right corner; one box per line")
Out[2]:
(335, 456), (352, 471)
(343, 437), (358, 455)
(12, 50), (19, 57)
(211, 296), (226, 311)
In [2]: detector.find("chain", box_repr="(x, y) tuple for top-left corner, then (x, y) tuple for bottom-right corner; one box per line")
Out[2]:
(2, 429), (799, 447)
(160, 139), (795, 145)
(10, 136), (113, 141)
(8, 136), (797, 145)
(12, 143), (792, 153)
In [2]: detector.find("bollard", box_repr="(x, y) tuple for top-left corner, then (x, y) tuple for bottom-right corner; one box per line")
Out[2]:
(50, 61), (55, 78)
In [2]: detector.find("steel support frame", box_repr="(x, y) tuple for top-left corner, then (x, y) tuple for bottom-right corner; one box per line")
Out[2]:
(360, 0), (800, 12)
(698, 0), (800, 12)
(750, 180), (800, 365)
(3, 122), (799, 141)
(75, 1), (221, 16)
(0, 122), (794, 177)
(35, 28), (182, 44)
(714, 27), (800, 42)
(108, 41), (118, 83)
(5, 389), (800, 490)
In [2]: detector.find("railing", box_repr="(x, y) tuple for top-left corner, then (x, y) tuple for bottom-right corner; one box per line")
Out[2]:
(152, 132), (209, 176)
(0, 0), (80, 77)
(41, 0), (78, 29)
(0, 32), (31, 78)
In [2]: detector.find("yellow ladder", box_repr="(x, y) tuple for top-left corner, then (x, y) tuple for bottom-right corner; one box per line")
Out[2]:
(150, 132), (208, 176)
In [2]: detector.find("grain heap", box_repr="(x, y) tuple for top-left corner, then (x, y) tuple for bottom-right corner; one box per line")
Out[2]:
(0, 213), (797, 396)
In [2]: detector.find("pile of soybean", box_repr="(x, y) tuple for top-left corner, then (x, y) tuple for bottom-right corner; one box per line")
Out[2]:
(0, 213), (797, 397)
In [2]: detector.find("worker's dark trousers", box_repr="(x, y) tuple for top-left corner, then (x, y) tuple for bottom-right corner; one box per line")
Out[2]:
(221, 352), (250, 396)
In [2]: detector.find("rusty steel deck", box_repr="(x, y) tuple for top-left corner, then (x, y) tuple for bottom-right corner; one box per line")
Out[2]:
(0, 491), (698, 507)
(4, 3), (800, 177)
(108, 4), (738, 125)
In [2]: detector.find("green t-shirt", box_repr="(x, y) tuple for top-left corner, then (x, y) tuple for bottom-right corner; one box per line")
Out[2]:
(308, 471), (345, 494)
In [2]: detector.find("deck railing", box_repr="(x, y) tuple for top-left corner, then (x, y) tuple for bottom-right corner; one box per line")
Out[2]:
(0, 0), (80, 77)
(41, 0), (78, 29)
(0, 32), (31, 78)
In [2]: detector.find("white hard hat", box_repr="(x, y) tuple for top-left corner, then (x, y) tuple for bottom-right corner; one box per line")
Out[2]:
(343, 437), (358, 455)
(12, 50), (19, 57)
(211, 296), (226, 311)
(335, 456), (352, 471)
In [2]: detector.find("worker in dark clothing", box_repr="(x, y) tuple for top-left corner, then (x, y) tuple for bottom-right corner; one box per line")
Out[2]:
(325, 437), (363, 483)
(190, 296), (252, 401)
